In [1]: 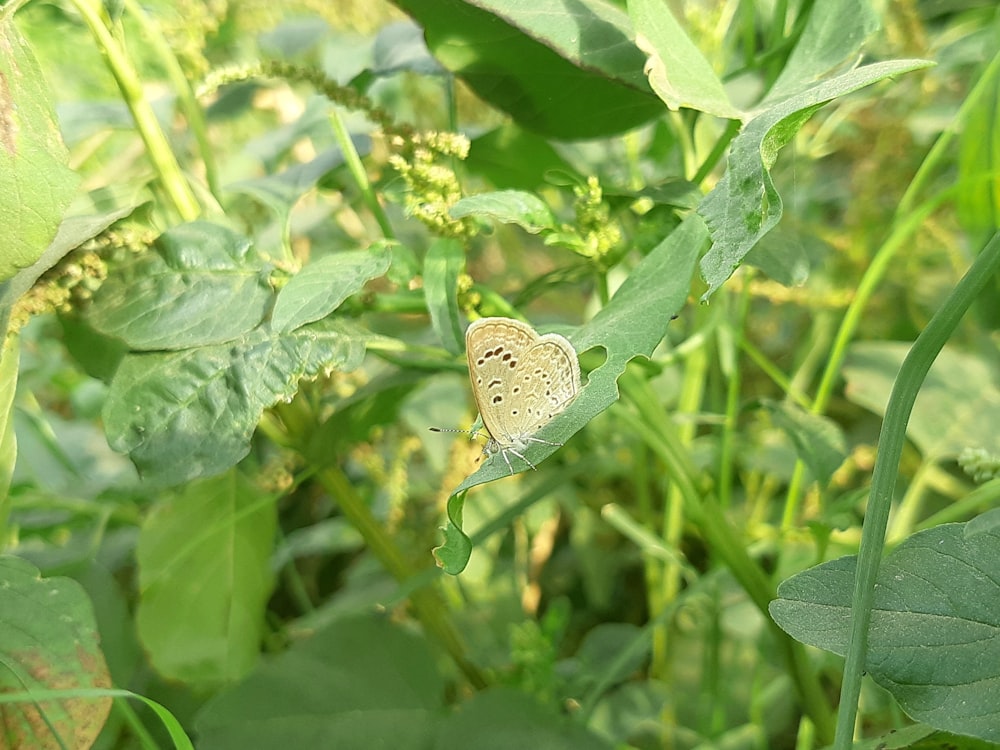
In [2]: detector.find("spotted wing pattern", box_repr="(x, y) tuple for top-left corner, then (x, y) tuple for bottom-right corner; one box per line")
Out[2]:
(465, 317), (580, 454)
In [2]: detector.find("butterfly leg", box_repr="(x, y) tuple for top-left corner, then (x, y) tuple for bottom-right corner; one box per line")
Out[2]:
(505, 447), (537, 472)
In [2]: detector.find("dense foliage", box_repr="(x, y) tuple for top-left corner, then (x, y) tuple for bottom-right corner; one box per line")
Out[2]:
(1, 1), (999, 749)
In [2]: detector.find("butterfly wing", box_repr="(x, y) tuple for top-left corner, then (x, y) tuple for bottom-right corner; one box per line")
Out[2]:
(466, 318), (537, 445)
(502, 333), (580, 441)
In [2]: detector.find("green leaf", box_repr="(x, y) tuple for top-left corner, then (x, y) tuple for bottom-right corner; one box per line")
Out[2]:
(271, 244), (392, 333)
(450, 190), (558, 234)
(759, 398), (847, 487)
(0, 555), (112, 747)
(88, 221), (273, 350)
(698, 59), (932, 299)
(423, 238), (465, 355)
(843, 342), (1000, 460)
(137, 471), (276, 685)
(434, 491), (471, 574)
(391, 0), (662, 139)
(628, 0), (742, 120)
(0, 205), (138, 338)
(466, 124), (576, 190)
(0, 19), (81, 281)
(437, 688), (612, 749)
(764, 0), (881, 104)
(102, 318), (373, 485)
(769, 523), (1000, 742)
(194, 615), (444, 749)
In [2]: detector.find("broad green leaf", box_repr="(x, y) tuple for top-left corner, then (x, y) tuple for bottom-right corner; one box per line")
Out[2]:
(0, 555), (112, 748)
(764, 0), (880, 104)
(436, 688), (613, 749)
(137, 471), (276, 685)
(271, 244), (392, 333)
(843, 342), (1000, 460)
(698, 59), (932, 299)
(423, 238), (465, 355)
(770, 523), (1000, 742)
(194, 615), (444, 749)
(466, 124), (576, 190)
(0, 204), (137, 339)
(759, 398), (847, 487)
(450, 190), (557, 234)
(102, 318), (375, 485)
(437, 213), (705, 573)
(88, 221), (272, 351)
(628, 0), (742, 120)
(0, 19), (81, 281)
(391, 0), (662, 138)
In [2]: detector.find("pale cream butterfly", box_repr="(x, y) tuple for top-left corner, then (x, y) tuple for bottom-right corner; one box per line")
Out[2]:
(437, 316), (581, 475)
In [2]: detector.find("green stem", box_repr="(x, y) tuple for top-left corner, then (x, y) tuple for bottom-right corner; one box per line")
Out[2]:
(782, 190), (952, 526)
(615, 386), (835, 742)
(70, 0), (201, 221)
(812, 191), (950, 415)
(318, 465), (486, 689)
(718, 280), (753, 508)
(833, 231), (1000, 749)
(124, 0), (221, 202)
(897, 48), (1000, 217)
(328, 107), (396, 241)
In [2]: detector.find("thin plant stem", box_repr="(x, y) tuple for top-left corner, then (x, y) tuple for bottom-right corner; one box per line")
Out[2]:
(328, 107), (396, 241)
(718, 279), (753, 508)
(833, 231), (1000, 749)
(781, 189), (952, 525)
(318, 464), (486, 689)
(897, 48), (1000, 217)
(614, 387), (835, 742)
(124, 0), (221, 202)
(69, 0), (201, 222)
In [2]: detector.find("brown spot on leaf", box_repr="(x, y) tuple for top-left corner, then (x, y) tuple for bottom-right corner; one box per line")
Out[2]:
(0, 70), (17, 156)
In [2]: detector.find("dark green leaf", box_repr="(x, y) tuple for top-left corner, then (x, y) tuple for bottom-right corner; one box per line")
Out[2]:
(88, 221), (273, 350)
(436, 688), (613, 749)
(759, 398), (847, 486)
(843, 342), (1000, 460)
(391, 0), (662, 138)
(770, 523), (1000, 742)
(271, 244), (392, 332)
(102, 319), (375, 484)
(466, 124), (575, 190)
(698, 59), (931, 299)
(194, 615), (444, 749)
